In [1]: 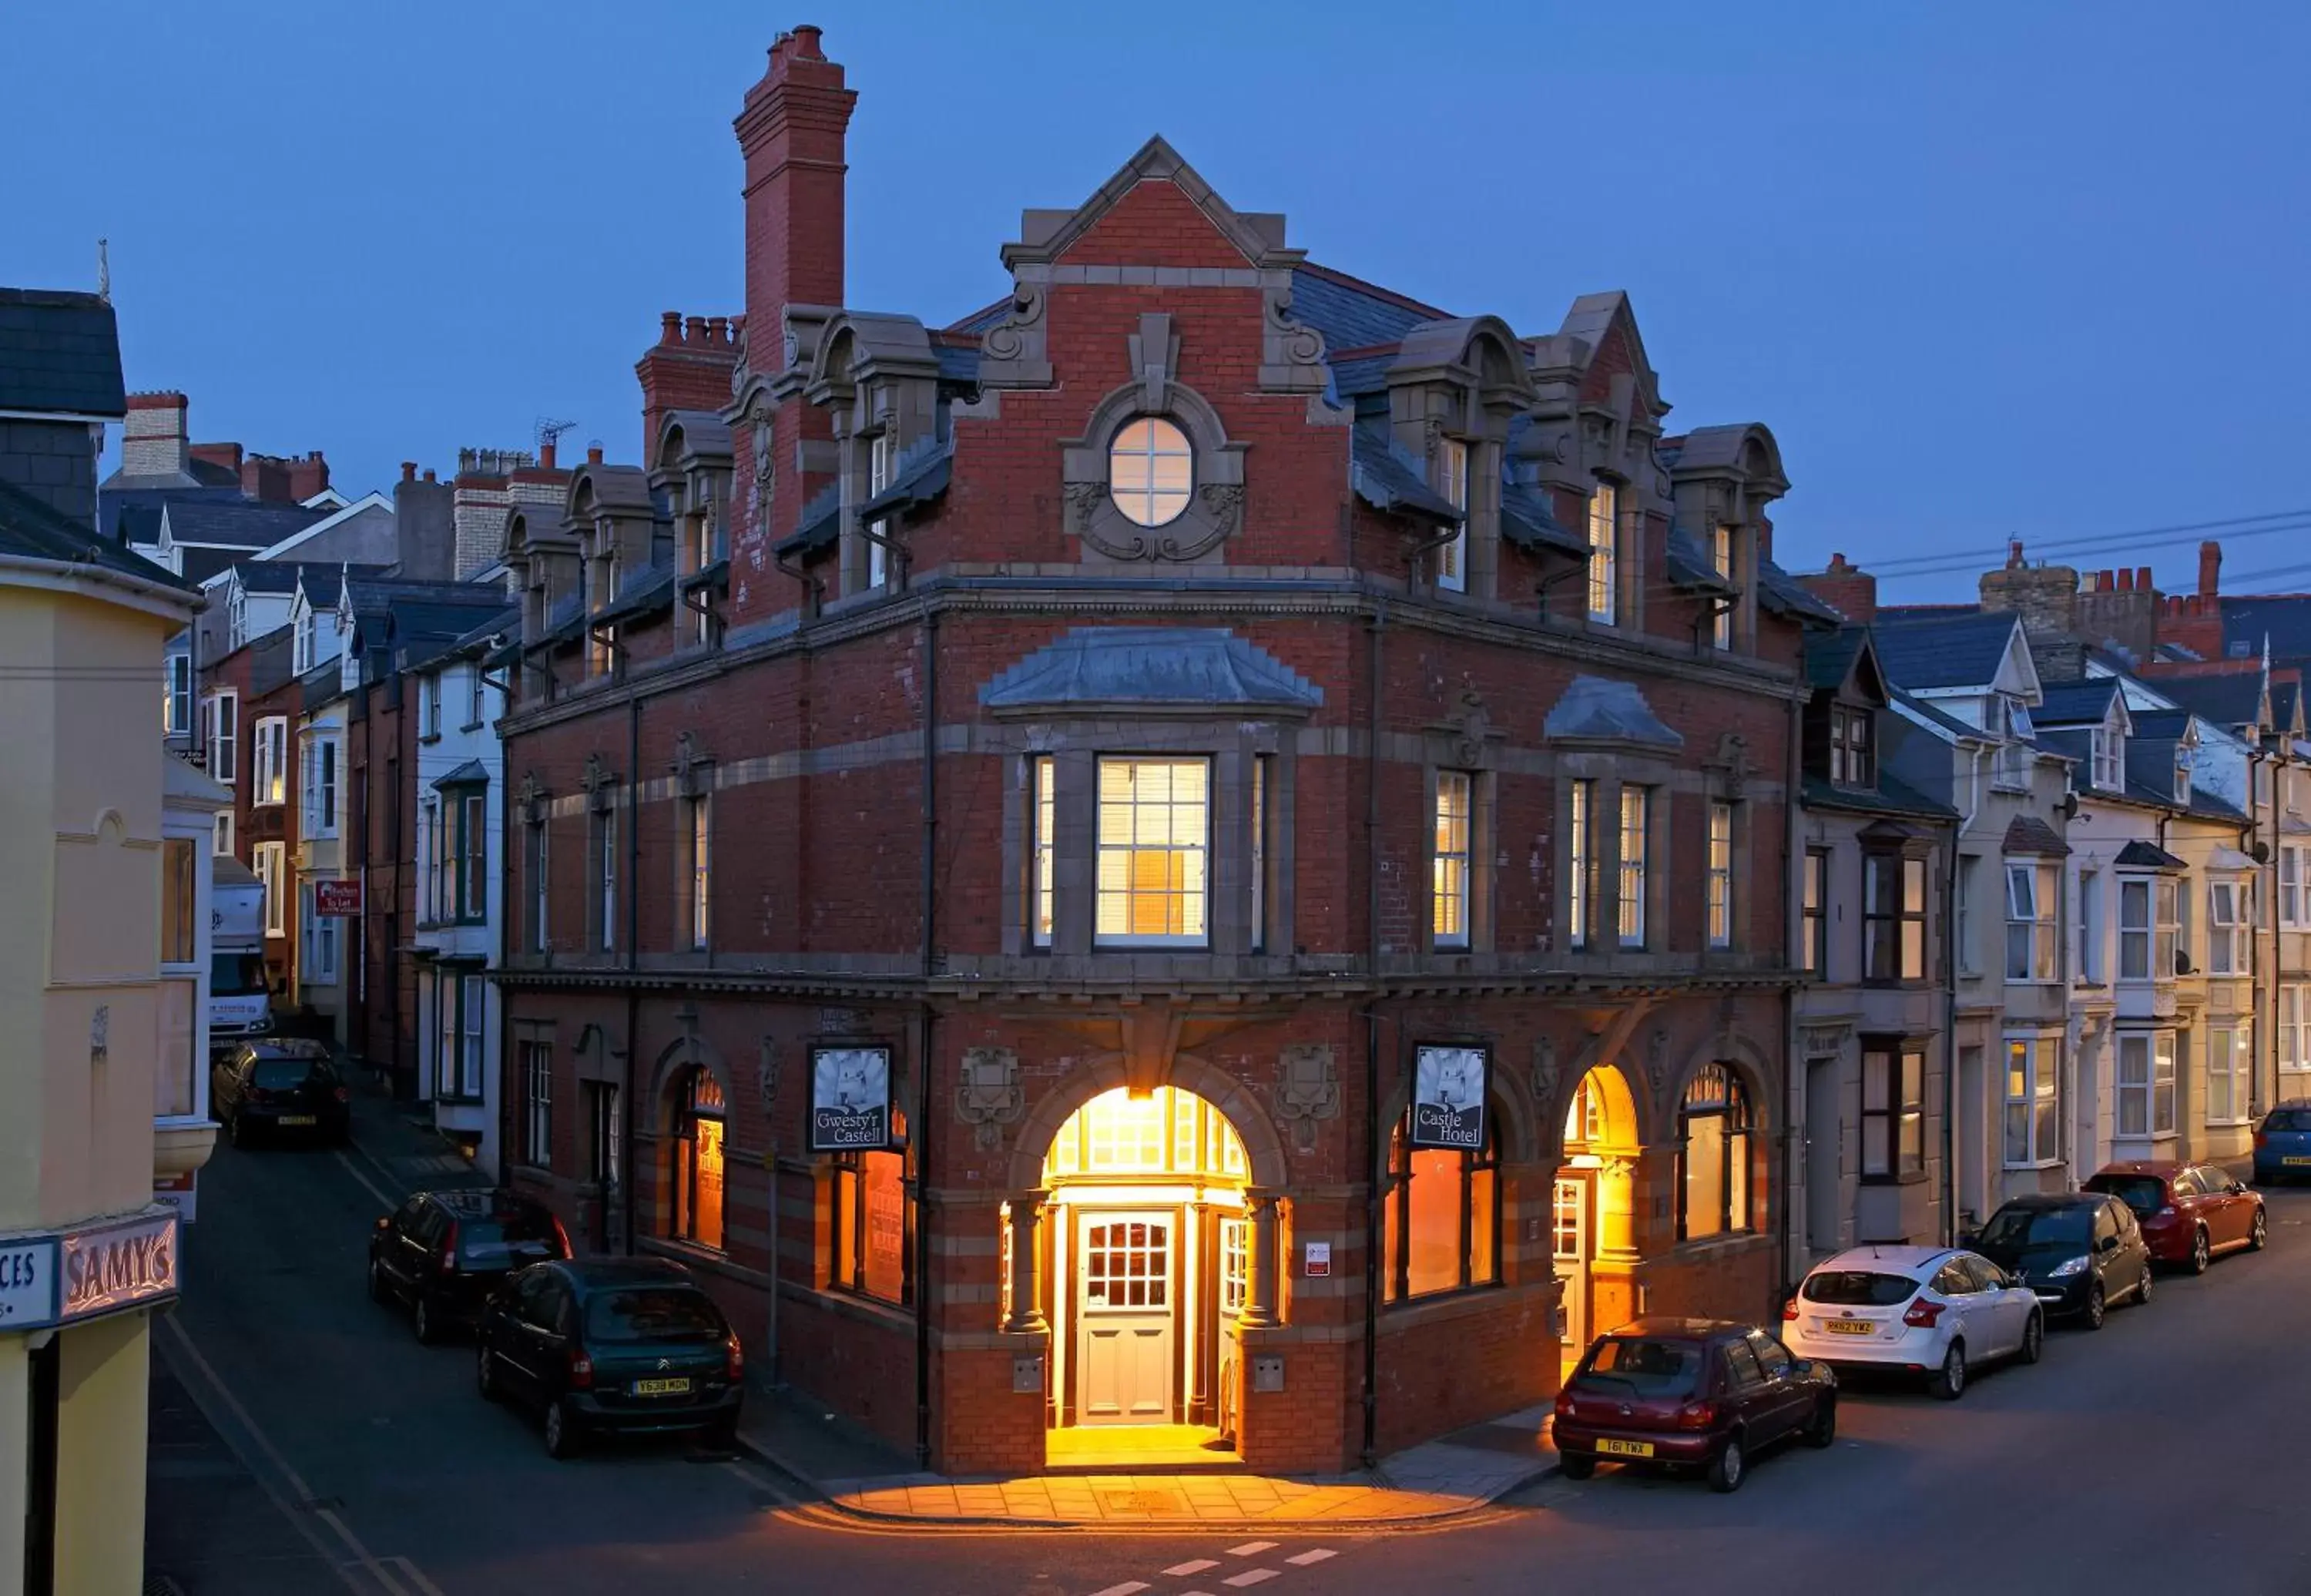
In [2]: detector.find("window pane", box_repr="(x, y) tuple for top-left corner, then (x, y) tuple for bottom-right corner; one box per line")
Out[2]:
(1684, 1118), (1726, 1240)
(1862, 1116), (1890, 1177)
(861, 1150), (907, 1304)
(2004, 1103), (2031, 1165)
(1406, 1148), (1463, 1296)
(1094, 758), (1209, 944)
(1467, 1163), (1498, 1286)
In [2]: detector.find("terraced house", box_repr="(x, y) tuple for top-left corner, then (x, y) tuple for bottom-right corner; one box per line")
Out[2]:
(494, 25), (1840, 1476)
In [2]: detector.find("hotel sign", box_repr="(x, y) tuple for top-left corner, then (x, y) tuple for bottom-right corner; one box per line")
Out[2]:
(1409, 1044), (1491, 1151)
(809, 1044), (894, 1152)
(0, 1208), (180, 1333)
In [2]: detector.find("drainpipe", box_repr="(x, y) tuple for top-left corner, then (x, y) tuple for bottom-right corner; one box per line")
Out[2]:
(915, 605), (939, 1471)
(1950, 740), (1984, 1243)
(2249, 746), (2272, 1119)
(1360, 595), (1387, 1470)
(622, 686), (641, 1256)
(1779, 689), (1800, 1299)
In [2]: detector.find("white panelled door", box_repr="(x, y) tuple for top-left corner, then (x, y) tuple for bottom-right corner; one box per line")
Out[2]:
(1077, 1212), (1176, 1424)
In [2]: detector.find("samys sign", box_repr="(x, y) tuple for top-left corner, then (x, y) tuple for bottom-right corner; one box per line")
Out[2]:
(0, 1208), (180, 1333)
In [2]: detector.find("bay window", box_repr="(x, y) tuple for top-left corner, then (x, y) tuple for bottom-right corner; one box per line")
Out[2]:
(2004, 861), (2059, 982)
(2208, 1025), (2251, 1125)
(2282, 845), (2306, 928)
(2209, 879), (2250, 975)
(2118, 1032), (2178, 1138)
(2003, 1037), (2059, 1166)
(2281, 987), (2310, 1098)
(1861, 1044), (1925, 1181)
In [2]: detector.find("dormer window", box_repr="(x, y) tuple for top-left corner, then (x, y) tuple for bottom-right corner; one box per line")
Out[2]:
(2090, 723), (2122, 791)
(1109, 417), (1192, 528)
(1710, 527), (1735, 649)
(294, 609), (317, 676)
(2174, 753), (2192, 806)
(1434, 438), (1469, 593)
(1585, 481), (1617, 625)
(1830, 705), (1875, 788)
(866, 429), (894, 589)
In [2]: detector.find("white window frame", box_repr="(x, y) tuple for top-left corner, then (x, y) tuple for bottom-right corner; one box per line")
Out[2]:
(1433, 770), (1472, 948)
(2209, 877), (2251, 976)
(1434, 438), (1469, 594)
(2117, 1032), (2179, 1139)
(1706, 800), (1734, 949)
(2002, 1035), (2060, 1168)
(2282, 845), (2306, 928)
(294, 609), (316, 676)
(164, 652), (192, 735)
(1585, 481), (1617, 625)
(2078, 867), (2105, 984)
(2004, 860), (2059, 983)
(1617, 785), (1649, 950)
(2091, 719), (2123, 791)
(1092, 756), (1211, 950)
(420, 796), (442, 924)
(1030, 755), (1055, 950)
(301, 735), (339, 839)
(467, 665), (486, 729)
(2280, 986), (2310, 1097)
(253, 716), (288, 807)
(1568, 779), (1594, 951)
(2207, 1024), (2252, 1127)
(460, 974), (485, 1099)
(300, 881), (339, 984)
(254, 840), (287, 938)
(207, 690), (239, 784)
(867, 430), (894, 590)
(213, 811), (234, 857)
(421, 673), (442, 739)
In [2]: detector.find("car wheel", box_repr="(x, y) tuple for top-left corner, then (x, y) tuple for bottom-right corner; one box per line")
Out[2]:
(543, 1398), (582, 1460)
(476, 1343), (501, 1403)
(2249, 1209), (2269, 1252)
(2190, 1227), (2212, 1275)
(412, 1293), (440, 1345)
(1559, 1455), (1598, 1481)
(2081, 1281), (2107, 1331)
(2135, 1262), (2155, 1306)
(367, 1257), (391, 1306)
(2018, 1312), (2044, 1365)
(1927, 1341), (1967, 1400)
(1802, 1395), (1836, 1449)
(1706, 1434), (1746, 1494)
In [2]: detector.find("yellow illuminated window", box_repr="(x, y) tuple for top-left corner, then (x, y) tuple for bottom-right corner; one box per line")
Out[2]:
(1031, 756), (1055, 947)
(1587, 481), (1617, 624)
(1095, 757), (1209, 945)
(1044, 1086), (1248, 1182)
(1109, 417), (1192, 527)
(1434, 771), (1471, 947)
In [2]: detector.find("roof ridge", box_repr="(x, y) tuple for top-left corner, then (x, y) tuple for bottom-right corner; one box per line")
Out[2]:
(1297, 261), (1451, 320)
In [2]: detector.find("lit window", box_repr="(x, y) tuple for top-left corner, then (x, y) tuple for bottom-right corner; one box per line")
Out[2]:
(1434, 771), (1472, 947)
(2279, 987), (2310, 1097)
(2003, 1038), (2059, 1165)
(1219, 1217), (1249, 1316)
(1568, 780), (1595, 950)
(1384, 1108), (1499, 1302)
(253, 717), (288, 806)
(866, 431), (892, 589)
(1030, 756), (1055, 949)
(1706, 801), (1735, 949)
(834, 1145), (912, 1305)
(520, 1039), (553, 1168)
(1617, 786), (1649, 948)
(1867, 853), (1929, 982)
(1042, 1086), (1248, 1182)
(1860, 1048), (1924, 1179)
(1109, 417), (1192, 528)
(686, 793), (712, 951)
(2209, 1026), (2251, 1125)
(1711, 527), (1735, 649)
(1094, 757), (1209, 946)
(673, 1068), (726, 1251)
(2004, 861), (2059, 981)
(1677, 1065), (1752, 1240)
(1435, 438), (1468, 593)
(1802, 848), (1828, 974)
(1586, 481), (1617, 624)
(2209, 879), (2251, 975)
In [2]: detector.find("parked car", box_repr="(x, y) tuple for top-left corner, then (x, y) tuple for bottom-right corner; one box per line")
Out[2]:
(2083, 1162), (2266, 1273)
(1783, 1246), (2041, 1400)
(2253, 1102), (2311, 1185)
(369, 1189), (572, 1343)
(210, 1040), (349, 1148)
(1551, 1318), (1835, 1493)
(1967, 1192), (2152, 1329)
(475, 1258), (743, 1459)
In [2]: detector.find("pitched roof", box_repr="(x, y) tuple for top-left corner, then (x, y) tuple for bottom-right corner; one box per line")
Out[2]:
(1759, 556), (1843, 626)
(1290, 263), (1447, 351)
(2114, 840), (2186, 870)
(1665, 525), (1733, 595)
(1803, 627), (1871, 692)
(0, 288), (126, 417)
(2003, 813), (2071, 857)
(773, 484), (842, 558)
(1799, 771), (1957, 821)
(0, 475), (190, 589)
(2144, 672), (2265, 730)
(981, 628), (1323, 713)
(1347, 424), (1459, 522)
(1500, 478), (1585, 556)
(857, 438), (953, 522)
(160, 499), (328, 550)
(2031, 677), (2121, 726)
(1543, 676), (1684, 749)
(1871, 611), (2023, 692)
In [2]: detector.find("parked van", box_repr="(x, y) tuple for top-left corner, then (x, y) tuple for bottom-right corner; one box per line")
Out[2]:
(211, 855), (274, 1051)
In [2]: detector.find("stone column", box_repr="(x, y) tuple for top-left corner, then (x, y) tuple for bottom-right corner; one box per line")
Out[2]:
(1003, 1189), (1049, 1333)
(1239, 1188), (1283, 1329)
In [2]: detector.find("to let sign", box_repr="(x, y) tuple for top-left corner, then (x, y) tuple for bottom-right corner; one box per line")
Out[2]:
(314, 880), (362, 917)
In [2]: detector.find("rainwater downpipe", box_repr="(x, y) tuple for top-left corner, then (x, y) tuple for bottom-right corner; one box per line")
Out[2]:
(1779, 689), (1800, 1301)
(1950, 741), (1986, 1242)
(915, 604), (939, 1471)
(622, 679), (641, 1258)
(1360, 595), (1387, 1470)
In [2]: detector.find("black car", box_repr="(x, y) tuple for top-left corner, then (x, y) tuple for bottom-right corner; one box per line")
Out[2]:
(210, 1041), (349, 1148)
(1968, 1192), (2154, 1329)
(368, 1189), (571, 1343)
(475, 1258), (744, 1458)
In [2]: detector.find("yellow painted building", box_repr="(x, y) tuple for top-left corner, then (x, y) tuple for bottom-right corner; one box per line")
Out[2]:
(0, 285), (208, 1595)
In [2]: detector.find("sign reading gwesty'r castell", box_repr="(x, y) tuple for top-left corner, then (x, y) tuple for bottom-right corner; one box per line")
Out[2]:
(810, 1044), (893, 1152)
(1409, 1044), (1489, 1151)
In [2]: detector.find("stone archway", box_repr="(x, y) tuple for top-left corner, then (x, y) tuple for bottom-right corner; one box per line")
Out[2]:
(1005, 1052), (1288, 1192)
(1555, 1061), (1645, 1363)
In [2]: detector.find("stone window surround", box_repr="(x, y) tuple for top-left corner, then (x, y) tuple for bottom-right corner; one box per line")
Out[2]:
(654, 460), (733, 653)
(999, 716), (1298, 966)
(827, 379), (938, 599)
(1062, 329), (1246, 569)
(1553, 750), (1677, 962)
(1420, 751), (1498, 958)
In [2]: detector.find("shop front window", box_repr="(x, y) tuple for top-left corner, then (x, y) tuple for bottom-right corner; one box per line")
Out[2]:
(673, 1068), (726, 1251)
(1383, 1105), (1501, 1303)
(834, 1143), (912, 1306)
(1676, 1065), (1753, 1242)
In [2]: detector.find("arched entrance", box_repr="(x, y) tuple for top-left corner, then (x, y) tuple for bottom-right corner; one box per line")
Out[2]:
(1027, 1084), (1253, 1456)
(1554, 1064), (1642, 1370)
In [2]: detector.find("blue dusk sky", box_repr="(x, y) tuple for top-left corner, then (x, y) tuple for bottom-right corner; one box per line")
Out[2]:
(4, 1), (2306, 604)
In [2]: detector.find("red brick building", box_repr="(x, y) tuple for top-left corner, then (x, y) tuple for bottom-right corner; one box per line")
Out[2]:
(495, 25), (1832, 1474)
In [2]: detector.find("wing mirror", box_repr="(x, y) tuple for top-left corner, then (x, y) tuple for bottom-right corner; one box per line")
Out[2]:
(374, 1215), (391, 1234)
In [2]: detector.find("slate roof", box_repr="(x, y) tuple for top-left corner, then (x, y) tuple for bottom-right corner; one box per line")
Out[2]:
(0, 289), (126, 417)
(1759, 557), (1843, 626)
(2274, 681), (2302, 733)
(773, 484), (843, 558)
(2122, 737), (2189, 809)
(0, 475), (191, 589)
(2114, 840), (2187, 870)
(2222, 595), (2311, 663)
(858, 438), (954, 522)
(2003, 813), (2071, 857)
(161, 499), (327, 550)
(1799, 771), (1957, 821)
(1500, 478), (1585, 556)
(931, 339), (982, 387)
(1291, 264), (1447, 354)
(2144, 672), (2265, 730)
(1665, 525), (1733, 594)
(1543, 675), (1684, 748)
(596, 565), (676, 627)
(1871, 611), (2021, 692)
(297, 563), (391, 609)
(430, 759), (491, 790)
(2031, 677), (2121, 726)
(1803, 626), (1870, 692)
(1348, 425), (1458, 521)
(981, 628), (1323, 712)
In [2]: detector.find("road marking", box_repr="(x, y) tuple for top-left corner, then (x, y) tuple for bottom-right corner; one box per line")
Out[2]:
(1284, 1549), (1337, 1566)
(1087, 1584), (1149, 1596)
(381, 1556), (447, 1596)
(159, 1312), (431, 1596)
(1225, 1541), (1278, 1557)
(1164, 1561), (1220, 1575)
(334, 1145), (401, 1210)
(720, 1457), (800, 1506)
(1222, 1573), (1279, 1590)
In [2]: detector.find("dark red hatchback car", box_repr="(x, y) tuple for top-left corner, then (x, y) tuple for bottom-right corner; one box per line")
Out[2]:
(1551, 1317), (1836, 1493)
(2082, 1162), (2266, 1273)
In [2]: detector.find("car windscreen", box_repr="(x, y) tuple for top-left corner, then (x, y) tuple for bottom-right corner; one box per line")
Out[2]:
(583, 1286), (727, 1344)
(1572, 1336), (1705, 1400)
(1977, 1205), (2091, 1248)
(210, 952), (268, 996)
(1799, 1269), (1919, 1307)
(2085, 1175), (2166, 1216)
(456, 1213), (565, 1267)
(251, 1059), (325, 1091)
(2265, 1109), (2311, 1132)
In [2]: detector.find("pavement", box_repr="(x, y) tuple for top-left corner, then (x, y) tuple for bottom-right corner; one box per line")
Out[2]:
(143, 1063), (2311, 1594)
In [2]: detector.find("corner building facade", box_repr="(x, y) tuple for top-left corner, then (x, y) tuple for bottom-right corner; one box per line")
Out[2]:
(495, 25), (1826, 1474)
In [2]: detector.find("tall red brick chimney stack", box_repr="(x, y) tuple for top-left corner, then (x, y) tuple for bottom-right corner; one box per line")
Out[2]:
(729, 25), (855, 621)
(1797, 552), (1877, 625)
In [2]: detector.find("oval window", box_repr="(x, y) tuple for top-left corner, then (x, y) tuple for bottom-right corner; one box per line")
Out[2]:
(1109, 417), (1193, 527)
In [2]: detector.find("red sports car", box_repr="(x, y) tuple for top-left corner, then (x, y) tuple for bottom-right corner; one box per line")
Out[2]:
(2082, 1162), (2266, 1274)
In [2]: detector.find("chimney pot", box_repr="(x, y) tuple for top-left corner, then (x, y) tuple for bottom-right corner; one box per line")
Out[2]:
(686, 315), (709, 344)
(2138, 565), (2152, 592)
(539, 440), (557, 470)
(401, 461), (418, 481)
(708, 316), (730, 344)
(2199, 539), (2222, 599)
(2007, 538), (2025, 569)
(423, 469), (436, 483)
(660, 310), (682, 345)
(792, 22), (824, 57)
(586, 445), (605, 466)
(2118, 569), (2133, 592)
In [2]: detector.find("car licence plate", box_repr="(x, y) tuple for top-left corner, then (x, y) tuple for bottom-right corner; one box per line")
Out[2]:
(1598, 1438), (1654, 1458)
(1825, 1319), (1875, 1336)
(2284, 1157), (2311, 1167)
(277, 1115), (316, 1126)
(631, 1376), (693, 1397)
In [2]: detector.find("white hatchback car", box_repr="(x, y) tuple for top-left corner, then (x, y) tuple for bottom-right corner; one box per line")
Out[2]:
(1783, 1246), (2043, 1400)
